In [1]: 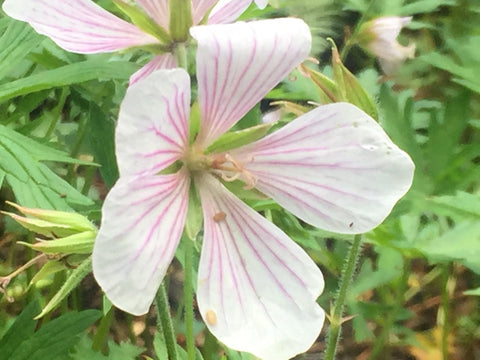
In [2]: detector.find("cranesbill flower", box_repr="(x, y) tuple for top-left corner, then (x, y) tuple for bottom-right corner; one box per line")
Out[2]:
(92, 18), (414, 360)
(1, 0), (266, 84)
(358, 16), (415, 75)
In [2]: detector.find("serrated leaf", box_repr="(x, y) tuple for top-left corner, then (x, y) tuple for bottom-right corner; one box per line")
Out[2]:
(0, 18), (43, 80)
(415, 221), (480, 274)
(421, 191), (480, 221)
(72, 335), (145, 360)
(0, 125), (93, 210)
(9, 309), (101, 360)
(35, 256), (92, 319)
(87, 103), (119, 188)
(0, 60), (137, 102)
(0, 301), (40, 359)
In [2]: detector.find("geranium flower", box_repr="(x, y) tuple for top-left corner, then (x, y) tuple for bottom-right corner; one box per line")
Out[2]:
(2, 0), (267, 83)
(92, 18), (414, 359)
(358, 16), (415, 75)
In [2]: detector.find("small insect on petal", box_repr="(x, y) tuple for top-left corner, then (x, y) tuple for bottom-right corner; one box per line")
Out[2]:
(205, 309), (217, 326)
(213, 211), (227, 223)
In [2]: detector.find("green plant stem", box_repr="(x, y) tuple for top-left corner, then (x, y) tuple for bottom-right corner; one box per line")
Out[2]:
(184, 238), (195, 360)
(369, 258), (409, 360)
(323, 234), (363, 360)
(175, 43), (188, 70)
(155, 283), (178, 360)
(441, 264), (451, 360)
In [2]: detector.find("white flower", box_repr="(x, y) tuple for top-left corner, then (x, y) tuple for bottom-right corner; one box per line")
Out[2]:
(360, 16), (415, 75)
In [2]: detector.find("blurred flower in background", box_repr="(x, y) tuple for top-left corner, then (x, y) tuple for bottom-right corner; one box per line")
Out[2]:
(357, 16), (415, 75)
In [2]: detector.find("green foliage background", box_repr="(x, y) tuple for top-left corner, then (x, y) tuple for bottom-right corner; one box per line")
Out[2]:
(0, 0), (479, 359)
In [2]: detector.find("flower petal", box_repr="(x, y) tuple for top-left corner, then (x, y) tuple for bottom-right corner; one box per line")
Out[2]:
(93, 170), (190, 315)
(116, 69), (191, 177)
(195, 173), (325, 360)
(191, 0), (218, 24)
(136, 0), (170, 29)
(230, 102), (415, 234)
(129, 53), (177, 85)
(191, 18), (311, 147)
(208, 0), (252, 24)
(2, 0), (158, 53)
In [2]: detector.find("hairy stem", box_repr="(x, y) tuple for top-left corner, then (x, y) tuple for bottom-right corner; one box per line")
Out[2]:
(184, 237), (195, 360)
(323, 234), (363, 360)
(156, 282), (178, 360)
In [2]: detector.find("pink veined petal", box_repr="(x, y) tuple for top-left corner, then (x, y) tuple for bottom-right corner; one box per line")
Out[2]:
(191, 0), (218, 24)
(191, 18), (311, 148)
(208, 0), (252, 24)
(92, 169), (190, 315)
(135, 0), (170, 29)
(2, 0), (158, 53)
(230, 102), (415, 234)
(116, 69), (191, 178)
(195, 173), (325, 360)
(129, 53), (178, 85)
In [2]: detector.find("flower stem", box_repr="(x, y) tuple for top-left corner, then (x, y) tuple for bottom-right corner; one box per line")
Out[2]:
(155, 282), (178, 360)
(175, 43), (188, 71)
(184, 237), (195, 360)
(323, 234), (363, 360)
(369, 258), (409, 359)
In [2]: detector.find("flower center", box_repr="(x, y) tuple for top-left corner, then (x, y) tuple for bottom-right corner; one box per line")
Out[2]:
(183, 149), (257, 189)
(209, 153), (257, 190)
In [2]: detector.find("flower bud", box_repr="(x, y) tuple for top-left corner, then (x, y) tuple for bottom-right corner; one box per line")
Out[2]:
(357, 16), (415, 75)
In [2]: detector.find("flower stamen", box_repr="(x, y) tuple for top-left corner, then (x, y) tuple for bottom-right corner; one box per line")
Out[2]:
(210, 153), (257, 190)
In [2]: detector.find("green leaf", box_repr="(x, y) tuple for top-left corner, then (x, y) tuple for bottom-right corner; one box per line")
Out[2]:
(0, 301), (40, 359)
(9, 309), (101, 360)
(72, 335), (145, 360)
(426, 91), (470, 183)
(0, 60), (137, 102)
(0, 125), (93, 210)
(399, 0), (455, 15)
(420, 191), (480, 222)
(87, 103), (119, 188)
(35, 256), (93, 319)
(414, 221), (480, 274)
(0, 18), (43, 81)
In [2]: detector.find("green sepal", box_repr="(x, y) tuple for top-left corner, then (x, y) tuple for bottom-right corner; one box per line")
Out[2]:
(3, 212), (77, 238)
(185, 182), (203, 241)
(18, 231), (96, 255)
(189, 102), (201, 145)
(29, 260), (67, 287)
(329, 40), (378, 120)
(35, 256), (92, 319)
(205, 122), (276, 154)
(5, 201), (96, 233)
(113, 0), (172, 44)
(304, 66), (340, 104)
(169, 0), (192, 41)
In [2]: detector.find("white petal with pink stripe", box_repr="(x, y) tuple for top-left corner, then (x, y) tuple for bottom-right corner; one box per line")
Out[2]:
(196, 173), (325, 360)
(2, 0), (158, 53)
